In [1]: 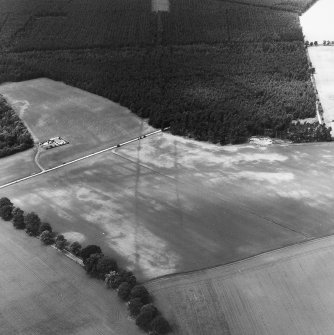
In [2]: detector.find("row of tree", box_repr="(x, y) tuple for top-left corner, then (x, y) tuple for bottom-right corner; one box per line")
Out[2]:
(0, 95), (33, 158)
(286, 122), (332, 143)
(0, 198), (171, 335)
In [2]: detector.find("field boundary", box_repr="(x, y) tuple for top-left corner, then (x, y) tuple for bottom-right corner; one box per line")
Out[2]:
(144, 233), (334, 285)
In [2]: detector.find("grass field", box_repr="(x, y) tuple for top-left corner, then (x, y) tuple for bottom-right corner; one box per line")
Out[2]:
(146, 235), (334, 335)
(0, 218), (141, 335)
(0, 79), (153, 169)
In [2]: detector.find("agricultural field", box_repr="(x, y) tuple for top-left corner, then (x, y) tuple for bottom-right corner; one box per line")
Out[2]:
(0, 79), (153, 169)
(0, 148), (38, 185)
(3, 129), (334, 281)
(1, 143), (305, 281)
(224, 0), (317, 13)
(0, 218), (141, 335)
(115, 132), (334, 238)
(308, 46), (334, 133)
(146, 235), (334, 335)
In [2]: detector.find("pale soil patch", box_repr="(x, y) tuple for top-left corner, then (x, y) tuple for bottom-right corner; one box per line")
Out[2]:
(249, 136), (292, 145)
(147, 236), (334, 335)
(292, 116), (318, 124)
(0, 78), (154, 169)
(0, 219), (141, 335)
(308, 47), (334, 133)
(63, 231), (86, 244)
(115, 133), (334, 237)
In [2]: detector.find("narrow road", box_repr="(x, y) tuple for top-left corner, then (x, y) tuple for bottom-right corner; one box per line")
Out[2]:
(0, 129), (164, 190)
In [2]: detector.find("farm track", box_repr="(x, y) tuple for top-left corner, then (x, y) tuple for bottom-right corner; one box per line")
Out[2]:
(0, 128), (164, 190)
(34, 144), (45, 171)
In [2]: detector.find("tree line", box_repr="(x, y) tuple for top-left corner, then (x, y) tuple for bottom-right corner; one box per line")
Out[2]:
(0, 197), (171, 335)
(0, 95), (33, 158)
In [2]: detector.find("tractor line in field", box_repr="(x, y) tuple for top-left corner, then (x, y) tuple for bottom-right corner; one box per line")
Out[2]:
(0, 129), (164, 190)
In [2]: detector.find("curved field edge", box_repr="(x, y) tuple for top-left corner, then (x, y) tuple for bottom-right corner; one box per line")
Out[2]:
(146, 235), (334, 335)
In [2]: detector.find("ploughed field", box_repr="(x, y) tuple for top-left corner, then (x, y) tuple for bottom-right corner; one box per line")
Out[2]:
(147, 235), (334, 335)
(0, 219), (141, 335)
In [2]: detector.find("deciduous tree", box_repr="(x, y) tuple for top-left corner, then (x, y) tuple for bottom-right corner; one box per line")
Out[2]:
(12, 207), (25, 229)
(81, 245), (102, 263)
(25, 212), (41, 236)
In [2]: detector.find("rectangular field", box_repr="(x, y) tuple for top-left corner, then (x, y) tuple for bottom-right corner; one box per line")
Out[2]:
(146, 236), (334, 335)
(0, 219), (141, 335)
